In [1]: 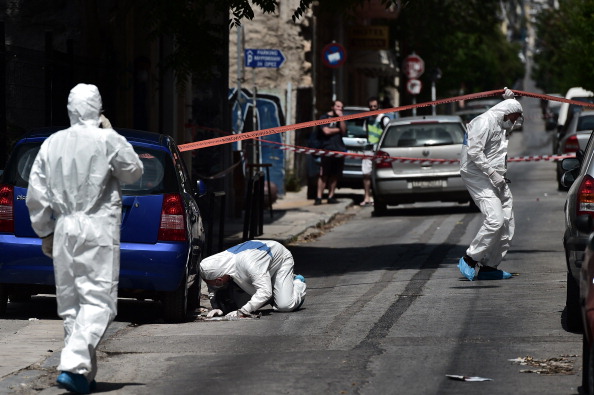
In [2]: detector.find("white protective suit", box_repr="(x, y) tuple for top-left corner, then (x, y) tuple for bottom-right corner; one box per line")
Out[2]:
(26, 83), (143, 381)
(460, 98), (523, 268)
(200, 240), (306, 313)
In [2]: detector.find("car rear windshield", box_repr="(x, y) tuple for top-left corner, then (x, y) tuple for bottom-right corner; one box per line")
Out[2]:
(381, 122), (465, 148)
(2, 142), (178, 195)
(578, 115), (594, 131)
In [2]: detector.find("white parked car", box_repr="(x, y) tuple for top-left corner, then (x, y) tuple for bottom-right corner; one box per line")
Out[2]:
(371, 115), (472, 215)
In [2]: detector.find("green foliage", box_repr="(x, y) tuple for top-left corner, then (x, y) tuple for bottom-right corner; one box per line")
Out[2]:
(532, 0), (594, 93)
(395, 0), (525, 97)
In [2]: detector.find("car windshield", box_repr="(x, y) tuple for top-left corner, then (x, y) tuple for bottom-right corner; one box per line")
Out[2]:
(2, 142), (178, 195)
(343, 108), (368, 138)
(381, 122), (465, 148)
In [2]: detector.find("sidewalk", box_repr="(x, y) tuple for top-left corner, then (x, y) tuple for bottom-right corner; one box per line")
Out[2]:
(222, 186), (364, 246)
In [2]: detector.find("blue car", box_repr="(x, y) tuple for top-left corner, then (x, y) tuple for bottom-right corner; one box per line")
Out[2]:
(0, 128), (205, 323)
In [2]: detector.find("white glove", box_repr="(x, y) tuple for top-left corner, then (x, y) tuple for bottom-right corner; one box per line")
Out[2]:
(502, 87), (514, 100)
(488, 171), (506, 189)
(41, 234), (53, 258)
(207, 309), (223, 318)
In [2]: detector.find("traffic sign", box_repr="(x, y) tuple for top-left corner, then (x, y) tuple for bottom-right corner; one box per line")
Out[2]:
(322, 42), (347, 68)
(244, 49), (286, 68)
(407, 79), (422, 95)
(402, 54), (425, 79)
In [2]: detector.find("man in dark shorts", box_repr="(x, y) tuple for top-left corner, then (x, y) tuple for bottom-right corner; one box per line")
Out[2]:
(315, 100), (347, 205)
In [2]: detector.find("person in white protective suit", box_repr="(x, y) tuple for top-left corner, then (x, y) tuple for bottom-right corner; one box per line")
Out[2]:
(200, 240), (307, 318)
(26, 83), (143, 393)
(457, 88), (523, 281)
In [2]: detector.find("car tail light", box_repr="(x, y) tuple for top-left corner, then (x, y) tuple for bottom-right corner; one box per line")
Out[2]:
(158, 193), (187, 241)
(375, 150), (392, 169)
(577, 175), (594, 217)
(563, 135), (580, 153)
(0, 184), (14, 233)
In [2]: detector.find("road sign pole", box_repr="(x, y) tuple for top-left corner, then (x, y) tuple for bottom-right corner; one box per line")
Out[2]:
(412, 96), (417, 116)
(252, 68), (259, 176)
(332, 69), (337, 101)
(431, 81), (436, 115)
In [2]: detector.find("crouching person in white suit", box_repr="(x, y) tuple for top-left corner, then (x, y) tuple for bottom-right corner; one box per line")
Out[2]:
(200, 240), (307, 318)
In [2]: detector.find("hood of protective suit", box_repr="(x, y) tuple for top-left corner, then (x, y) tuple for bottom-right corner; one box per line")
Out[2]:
(67, 83), (102, 128)
(487, 99), (523, 121)
(200, 252), (236, 280)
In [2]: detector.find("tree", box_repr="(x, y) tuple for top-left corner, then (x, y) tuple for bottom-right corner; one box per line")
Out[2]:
(532, 0), (594, 94)
(395, 0), (524, 101)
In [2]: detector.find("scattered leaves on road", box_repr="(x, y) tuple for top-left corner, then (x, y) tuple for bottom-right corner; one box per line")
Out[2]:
(509, 355), (577, 375)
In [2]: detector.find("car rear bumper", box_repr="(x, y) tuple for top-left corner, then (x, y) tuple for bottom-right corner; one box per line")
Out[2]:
(0, 235), (188, 292)
(373, 176), (470, 204)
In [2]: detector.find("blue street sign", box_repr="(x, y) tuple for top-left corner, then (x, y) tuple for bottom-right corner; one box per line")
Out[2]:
(244, 49), (286, 68)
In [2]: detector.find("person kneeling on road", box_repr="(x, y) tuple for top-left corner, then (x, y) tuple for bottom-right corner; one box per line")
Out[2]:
(200, 240), (307, 318)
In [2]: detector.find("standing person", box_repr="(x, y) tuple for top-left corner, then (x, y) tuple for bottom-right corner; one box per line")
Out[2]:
(26, 83), (144, 393)
(361, 97), (391, 206)
(200, 240), (307, 318)
(458, 88), (523, 281)
(315, 100), (347, 205)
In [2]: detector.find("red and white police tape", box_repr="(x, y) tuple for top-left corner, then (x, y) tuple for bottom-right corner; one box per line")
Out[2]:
(178, 89), (594, 152)
(260, 138), (576, 164)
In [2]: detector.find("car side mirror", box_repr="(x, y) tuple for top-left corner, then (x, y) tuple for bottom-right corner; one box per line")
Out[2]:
(561, 171), (576, 188)
(561, 157), (580, 171)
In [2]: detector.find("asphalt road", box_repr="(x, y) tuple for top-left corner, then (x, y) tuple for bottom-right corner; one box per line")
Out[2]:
(0, 71), (584, 394)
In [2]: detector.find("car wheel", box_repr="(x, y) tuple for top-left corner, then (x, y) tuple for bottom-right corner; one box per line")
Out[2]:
(163, 271), (189, 323)
(8, 291), (31, 303)
(187, 276), (201, 312)
(0, 285), (7, 316)
(373, 200), (388, 217)
(307, 176), (317, 200)
(566, 271), (583, 332)
(584, 334), (592, 392)
(468, 200), (480, 212)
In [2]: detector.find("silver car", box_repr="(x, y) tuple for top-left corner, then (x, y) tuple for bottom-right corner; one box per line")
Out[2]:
(340, 106), (370, 188)
(560, 132), (594, 332)
(371, 115), (471, 215)
(556, 109), (594, 190)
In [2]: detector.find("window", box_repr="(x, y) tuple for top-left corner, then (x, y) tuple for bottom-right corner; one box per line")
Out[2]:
(382, 123), (465, 148)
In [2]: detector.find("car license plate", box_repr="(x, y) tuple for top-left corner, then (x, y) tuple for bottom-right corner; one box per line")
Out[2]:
(409, 179), (447, 188)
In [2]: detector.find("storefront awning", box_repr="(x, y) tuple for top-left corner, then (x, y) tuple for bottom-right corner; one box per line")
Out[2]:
(350, 49), (398, 78)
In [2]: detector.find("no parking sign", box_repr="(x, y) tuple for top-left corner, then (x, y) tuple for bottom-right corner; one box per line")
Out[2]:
(322, 42), (347, 68)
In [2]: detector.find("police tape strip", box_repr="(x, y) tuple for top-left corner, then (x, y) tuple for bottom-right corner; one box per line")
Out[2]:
(184, 122), (577, 164)
(179, 89), (594, 153)
(266, 138), (576, 164)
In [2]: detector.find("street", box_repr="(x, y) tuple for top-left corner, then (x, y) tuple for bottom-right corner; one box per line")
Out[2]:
(0, 86), (585, 394)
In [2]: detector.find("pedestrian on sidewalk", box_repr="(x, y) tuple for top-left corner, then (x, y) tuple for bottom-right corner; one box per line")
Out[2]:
(361, 97), (391, 206)
(200, 240), (306, 318)
(315, 100), (347, 205)
(458, 88), (523, 281)
(26, 83), (144, 393)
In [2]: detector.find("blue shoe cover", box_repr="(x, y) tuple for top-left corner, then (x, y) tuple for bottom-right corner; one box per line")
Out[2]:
(57, 371), (90, 394)
(457, 257), (476, 281)
(477, 269), (512, 280)
(294, 274), (306, 283)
